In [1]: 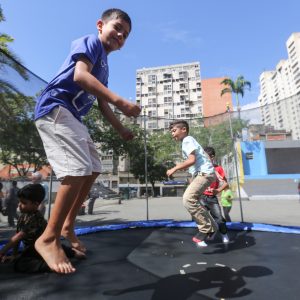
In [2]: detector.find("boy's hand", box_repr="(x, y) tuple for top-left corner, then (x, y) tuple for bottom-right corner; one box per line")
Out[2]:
(119, 127), (134, 141)
(166, 167), (177, 177)
(212, 189), (219, 195)
(0, 254), (15, 263)
(4, 255), (15, 263)
(118, 99), (141, 117)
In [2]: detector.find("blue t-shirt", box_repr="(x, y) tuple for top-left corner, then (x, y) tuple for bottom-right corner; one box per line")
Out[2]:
(34, 34), (108, 122)
(182, 136), (214, 175)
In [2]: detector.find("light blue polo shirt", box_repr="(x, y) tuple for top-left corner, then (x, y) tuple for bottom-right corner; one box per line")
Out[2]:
(34, 34), (108, 122)
(182, 136), (214, 175)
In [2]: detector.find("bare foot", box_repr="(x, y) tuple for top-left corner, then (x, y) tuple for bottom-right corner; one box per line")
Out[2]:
(35, 236), (76, 274)
(72, 248), (86, 259)
(61, 229), (87, 253)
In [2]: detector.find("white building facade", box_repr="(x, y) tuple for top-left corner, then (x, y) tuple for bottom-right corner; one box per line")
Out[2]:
(259, 32), (300, 140)
(136, 62), (203, 131)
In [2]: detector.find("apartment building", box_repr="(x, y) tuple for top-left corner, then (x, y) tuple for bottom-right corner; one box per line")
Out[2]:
(136, 62), (203, 131)
(259, 32), (300, 140)
(201, 77), (233, 127)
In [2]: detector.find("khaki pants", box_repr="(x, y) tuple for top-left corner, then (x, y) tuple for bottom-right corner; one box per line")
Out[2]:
(183, 173), (218, 234)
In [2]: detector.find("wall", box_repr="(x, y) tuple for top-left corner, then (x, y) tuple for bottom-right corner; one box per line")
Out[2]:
(241, 141), (268, 176)
(241, 140), (300, 178)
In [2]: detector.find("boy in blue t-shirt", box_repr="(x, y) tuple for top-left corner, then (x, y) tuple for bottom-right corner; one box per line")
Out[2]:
(34, 8), (141, 274)
(167, 120), (218, 247)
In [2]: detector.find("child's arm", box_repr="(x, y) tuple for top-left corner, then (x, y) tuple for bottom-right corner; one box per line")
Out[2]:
(166, 153), (196, 177)
(213, 181), (229, 195)
(97, 99), (134, 141)
(74, 56), (141, 118)
(0, 231), (25, 262)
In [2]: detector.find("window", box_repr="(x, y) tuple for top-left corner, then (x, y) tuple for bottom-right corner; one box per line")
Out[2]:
(148, 122), (157, 129)
(112, 181), (118, 188)
(148, 75), (156, 84)
(179, 71), (188, 80)
(148, 98), (156, 105)
(163, 73), (172, 80)
(164, 84), (172, 94)
(164, 96), (172, 104)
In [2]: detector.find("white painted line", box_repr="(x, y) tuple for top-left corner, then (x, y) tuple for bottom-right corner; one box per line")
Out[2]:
(197, 262), (207, 265)
(215, 263), (226, 267)
(180, 270), (185, 274)
(183, 264), (191, 268)
(189, 277), (200, 282)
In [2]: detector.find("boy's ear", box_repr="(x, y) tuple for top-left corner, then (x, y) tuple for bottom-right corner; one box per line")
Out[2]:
(96, 19), (104, 33)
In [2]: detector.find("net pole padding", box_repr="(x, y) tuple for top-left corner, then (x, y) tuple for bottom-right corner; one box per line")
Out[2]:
(227, 104), (244, 222)
(47, 168), (53, 220)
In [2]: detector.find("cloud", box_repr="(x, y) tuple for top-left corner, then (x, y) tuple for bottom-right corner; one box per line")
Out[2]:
(157, 22), (203, 46)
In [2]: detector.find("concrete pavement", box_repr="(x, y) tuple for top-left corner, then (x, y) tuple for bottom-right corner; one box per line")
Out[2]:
(74, 196), (300, 227)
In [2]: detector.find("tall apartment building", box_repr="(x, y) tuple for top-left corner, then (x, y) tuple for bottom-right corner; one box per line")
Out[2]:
(201, 77), (233, 127)
(136, 62), (203, 130)
(259, 32), (300, 140)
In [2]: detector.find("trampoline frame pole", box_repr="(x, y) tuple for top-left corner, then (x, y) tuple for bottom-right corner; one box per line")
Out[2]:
(143, 111), (149, 220)
(227, 105), (244, 222)
(47, 168), (53, 220)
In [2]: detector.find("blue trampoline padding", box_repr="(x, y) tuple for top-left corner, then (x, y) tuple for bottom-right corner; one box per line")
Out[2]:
(73, 220), (300, 236)
(1, 220), (300, 250)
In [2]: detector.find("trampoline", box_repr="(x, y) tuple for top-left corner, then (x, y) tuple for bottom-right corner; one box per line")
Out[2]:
(1, 221), (300, 300)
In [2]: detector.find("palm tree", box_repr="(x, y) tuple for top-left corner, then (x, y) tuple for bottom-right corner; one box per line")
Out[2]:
(0, 5), (29, 121)
(0, 5), (28, 92)
(220, 75), (251, 119)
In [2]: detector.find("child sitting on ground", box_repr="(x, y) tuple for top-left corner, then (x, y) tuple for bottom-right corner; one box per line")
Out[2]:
(0, 184), (85, 273)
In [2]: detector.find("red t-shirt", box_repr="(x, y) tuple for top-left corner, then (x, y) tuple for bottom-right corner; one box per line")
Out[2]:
(203, 165), (226, 196)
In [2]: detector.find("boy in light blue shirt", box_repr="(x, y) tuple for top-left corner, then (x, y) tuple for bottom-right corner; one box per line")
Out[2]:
(167, 120), (218, 247)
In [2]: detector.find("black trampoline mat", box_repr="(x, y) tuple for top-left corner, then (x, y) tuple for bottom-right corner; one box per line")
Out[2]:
(0, 227), (300, 300)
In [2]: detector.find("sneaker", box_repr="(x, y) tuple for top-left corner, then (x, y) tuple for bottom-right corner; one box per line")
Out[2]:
(192, 237), (208, 247)
(192, 232), (208, 247)
(222, 234), (229, 244)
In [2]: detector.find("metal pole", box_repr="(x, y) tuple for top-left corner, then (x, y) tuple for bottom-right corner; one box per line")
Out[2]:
(47, 168), (53, 220)
(127, 156), (130, 199)
(143, 110), (149, 220)
(227, 104), (244, 222)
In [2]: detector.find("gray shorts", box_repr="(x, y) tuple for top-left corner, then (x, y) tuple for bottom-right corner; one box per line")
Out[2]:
(35, 106), (102, 179)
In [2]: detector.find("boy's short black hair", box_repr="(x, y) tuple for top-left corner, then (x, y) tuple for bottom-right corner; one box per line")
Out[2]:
(204, 146), (216, 157)
(169, 120), (189, 134)
(17, 184), (45, 204)
(101, 8), (132, 32)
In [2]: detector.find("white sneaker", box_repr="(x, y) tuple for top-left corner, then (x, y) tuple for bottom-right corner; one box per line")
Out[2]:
(222, 234), (229, 244)
(192, 236), (208, 247)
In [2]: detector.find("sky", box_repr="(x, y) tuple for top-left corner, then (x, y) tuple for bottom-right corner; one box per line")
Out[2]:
(1, 0), (300, 106)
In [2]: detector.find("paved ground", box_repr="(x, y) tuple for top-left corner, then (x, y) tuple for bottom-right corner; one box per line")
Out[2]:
(1, 196), (300, 241)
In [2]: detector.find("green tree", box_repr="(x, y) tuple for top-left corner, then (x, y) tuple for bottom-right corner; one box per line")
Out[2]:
(0, 6), (47, 177)
(220, 75), (251, 119)
(0, 93), (47, 177)
(84, 109), (170, 195)
(129, 131), (170, 196)
(83, 106), (138, 174)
